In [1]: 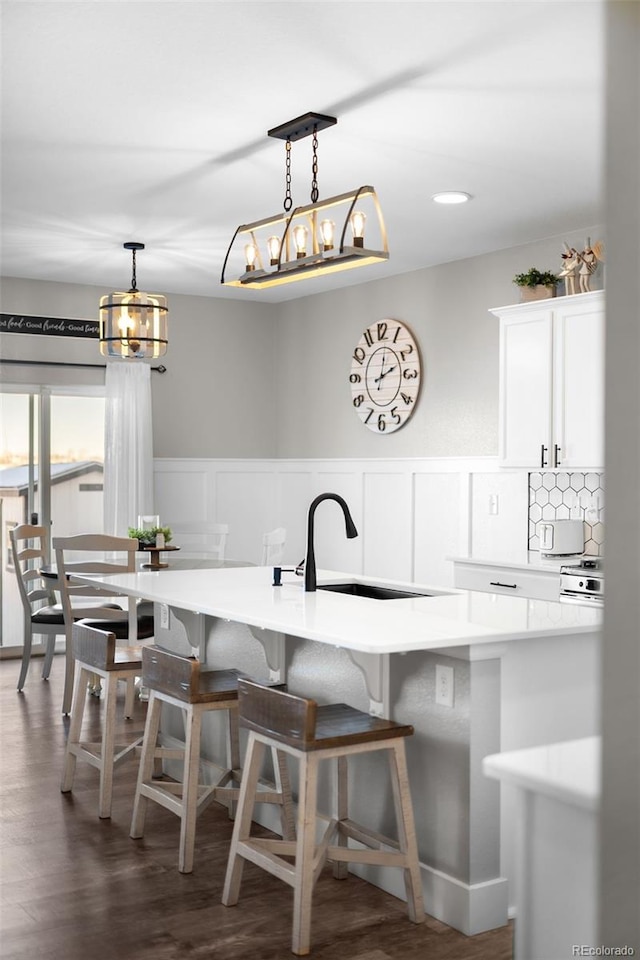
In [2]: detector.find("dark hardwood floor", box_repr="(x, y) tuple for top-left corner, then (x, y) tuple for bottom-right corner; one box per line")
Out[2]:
(0, 657), (513, 960)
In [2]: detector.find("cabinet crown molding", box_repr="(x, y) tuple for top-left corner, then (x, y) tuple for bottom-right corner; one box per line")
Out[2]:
(490, 289), (604, 319)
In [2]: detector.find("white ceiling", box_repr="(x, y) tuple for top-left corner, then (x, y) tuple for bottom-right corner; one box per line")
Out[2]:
(0, 1), (605, 303)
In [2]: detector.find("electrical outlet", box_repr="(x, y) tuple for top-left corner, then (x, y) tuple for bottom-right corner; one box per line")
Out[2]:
(435, 664), (454, 708)
(160, 603), (170, 630)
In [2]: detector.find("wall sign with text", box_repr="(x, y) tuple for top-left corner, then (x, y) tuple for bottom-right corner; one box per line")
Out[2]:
(0, 314), (99, 339)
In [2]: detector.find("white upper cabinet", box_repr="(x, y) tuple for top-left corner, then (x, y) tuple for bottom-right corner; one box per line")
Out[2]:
(492, 291), (604, 469)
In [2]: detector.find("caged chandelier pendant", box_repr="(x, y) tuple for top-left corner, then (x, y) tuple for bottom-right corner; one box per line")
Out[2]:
(221, 112), (389, 289)
(99, 242), (168, 359)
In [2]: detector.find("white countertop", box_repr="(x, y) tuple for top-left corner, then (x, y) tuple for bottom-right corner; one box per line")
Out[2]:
(73, 565), (602, 655)
(450, 552), (586, 573)
(483, 736), (601, 812)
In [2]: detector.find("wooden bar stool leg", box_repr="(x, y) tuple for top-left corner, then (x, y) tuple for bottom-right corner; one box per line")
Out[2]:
(123, 674), (136, 720)
(333, 755), (349, 879)
(292, 752), (320, 958)
(222, 732), (266, 906)
(61, 664), (89, 793)
(179, 703), (202, 874)
(130, 692), (163, 840)
(224, 707), (240, 819)
(98, 671), (118, 819)
(388, 741), (425, 923)
(273, 748), (296, 842)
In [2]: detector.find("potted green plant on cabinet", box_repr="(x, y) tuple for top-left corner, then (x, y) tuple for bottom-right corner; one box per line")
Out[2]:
(513, 267), (560, 302)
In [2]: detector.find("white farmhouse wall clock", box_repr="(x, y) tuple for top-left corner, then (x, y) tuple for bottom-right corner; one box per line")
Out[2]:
(349, 319), (421, 433)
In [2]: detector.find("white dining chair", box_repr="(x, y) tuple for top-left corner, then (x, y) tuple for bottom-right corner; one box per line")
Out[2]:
(261, 527), (286, 565)
(208, 523), (229, 561)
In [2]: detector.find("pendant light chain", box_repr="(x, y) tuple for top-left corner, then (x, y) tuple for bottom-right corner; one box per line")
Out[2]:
(284, 139), (292, 212)
(310, 125), (319, 203)
(130, 246), (138, 291)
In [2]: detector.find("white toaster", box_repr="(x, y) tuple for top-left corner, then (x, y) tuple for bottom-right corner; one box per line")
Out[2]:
(540, 519), (584, 556)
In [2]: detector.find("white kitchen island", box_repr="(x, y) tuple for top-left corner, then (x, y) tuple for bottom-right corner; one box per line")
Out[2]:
(484, 737), (600, 959)
(73, 564), (602, 937)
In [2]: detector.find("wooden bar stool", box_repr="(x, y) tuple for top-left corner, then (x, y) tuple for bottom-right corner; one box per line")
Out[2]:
(222, 679), (425, 956)
(130, 645), (294, 874)
(61, 622), (146, 819)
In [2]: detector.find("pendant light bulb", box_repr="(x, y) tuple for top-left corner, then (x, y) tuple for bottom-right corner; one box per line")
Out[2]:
(119, 293), (141, 353)
(293, 224), (308, 258)
(350, 210), (366, 247)
(244, 242), (258, 271)
(267, 235), (281, 266)
(320, 219), (335, 251)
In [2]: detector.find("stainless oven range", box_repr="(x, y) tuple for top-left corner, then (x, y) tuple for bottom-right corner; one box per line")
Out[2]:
(559, 557), (604, 606)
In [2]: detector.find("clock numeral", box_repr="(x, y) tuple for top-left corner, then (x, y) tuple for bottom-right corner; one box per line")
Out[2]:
(364, 407), (374, 424)
(390, 406), (401, 425)
(399, 342), (414, 361)
(363, 328), (374, 347)
(349, 373), (361, 384)
(353, 394), (365, 408)
(401, 392), (414, 406)
(402, 368), (418, 380)
(353, 347), (366, 365)
(377, 321), (388, 341)
(377, 413), (386, 432)
(392, 326), (401, 343)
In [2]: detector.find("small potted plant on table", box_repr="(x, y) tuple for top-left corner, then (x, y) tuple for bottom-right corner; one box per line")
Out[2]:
(513, 267), (560, 302)
(128, 525), (173, 548)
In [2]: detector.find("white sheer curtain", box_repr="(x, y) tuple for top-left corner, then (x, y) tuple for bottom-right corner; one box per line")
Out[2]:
(103, 362), (154, 536)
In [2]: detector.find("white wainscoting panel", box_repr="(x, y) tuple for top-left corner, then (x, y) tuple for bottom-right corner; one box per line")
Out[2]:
(363, 471), (413, 581)
(154, 457), (503, 576)
(309, 469), (364, 575)
(274, 469), (312, 565)
(414, 473), (470, 587)
(216, 469), (277, 565)
(155, 467), (209, 524)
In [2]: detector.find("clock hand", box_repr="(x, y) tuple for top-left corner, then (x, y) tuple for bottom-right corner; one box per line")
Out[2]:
(374, 349), (389, 388)
(375, 363), (396, 386)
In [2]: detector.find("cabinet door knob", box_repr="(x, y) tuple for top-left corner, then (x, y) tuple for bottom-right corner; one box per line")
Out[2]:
(540, 444), (548, 467)
(554, 444), (562, 467)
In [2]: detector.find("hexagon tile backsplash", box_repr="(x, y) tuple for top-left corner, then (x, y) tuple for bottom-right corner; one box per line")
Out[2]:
(529, 472), (604, 556)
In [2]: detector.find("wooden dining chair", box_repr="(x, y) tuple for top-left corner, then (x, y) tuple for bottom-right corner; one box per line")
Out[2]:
(10, 523), (66, 692)
(53, 533), (155, 715)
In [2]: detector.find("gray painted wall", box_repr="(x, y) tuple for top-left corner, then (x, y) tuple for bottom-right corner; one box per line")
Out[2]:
(1, 225), (602, 460)
(0, 277), (279, 458)
(275, 227), (604, 458)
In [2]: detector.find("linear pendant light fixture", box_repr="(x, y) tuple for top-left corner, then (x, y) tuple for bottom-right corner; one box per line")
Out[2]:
(99, 242), (168, 359)
(221, 112), (389, 289)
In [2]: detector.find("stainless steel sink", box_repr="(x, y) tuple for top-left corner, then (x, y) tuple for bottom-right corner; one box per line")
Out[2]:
(317, 582), (432, 601)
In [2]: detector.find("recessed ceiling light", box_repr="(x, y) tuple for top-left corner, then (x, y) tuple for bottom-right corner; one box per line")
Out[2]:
(432, 191), (472, 205)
